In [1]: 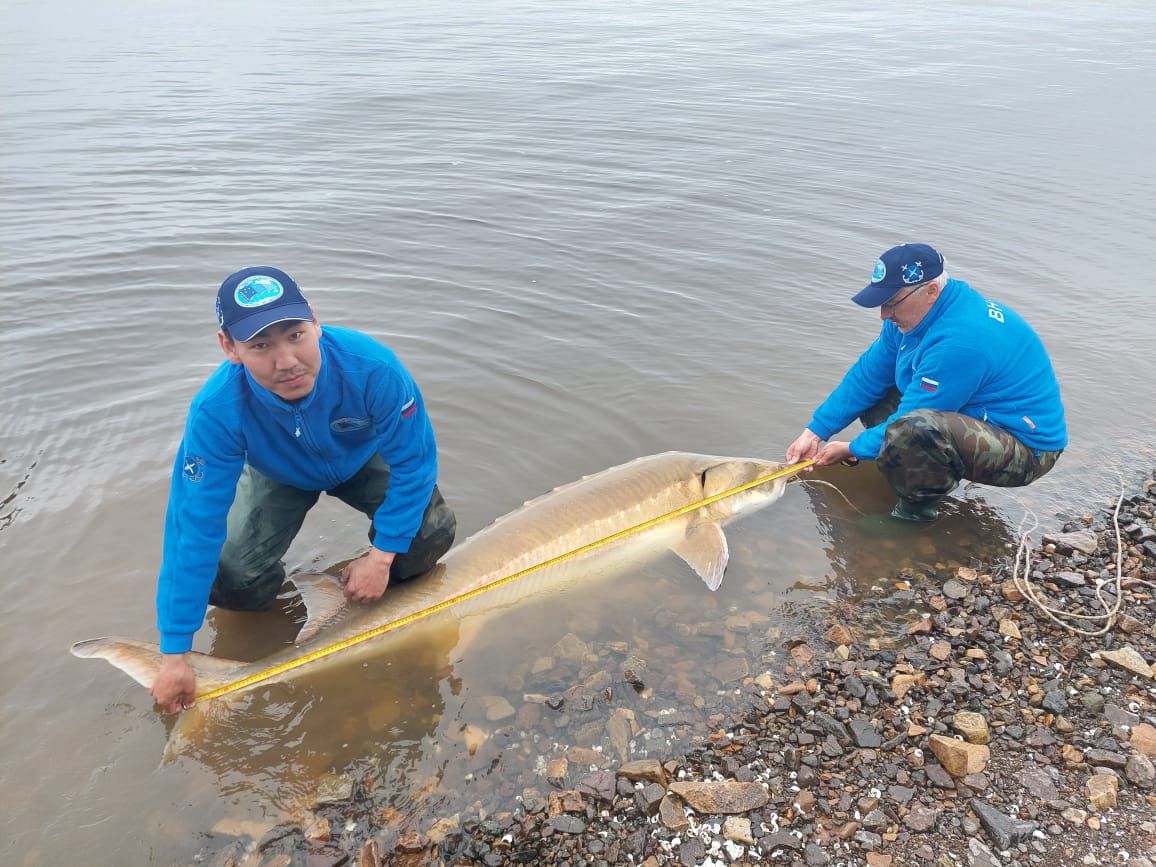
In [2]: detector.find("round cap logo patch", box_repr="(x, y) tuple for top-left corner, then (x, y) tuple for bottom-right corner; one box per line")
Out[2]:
(871, 259), (886, 283)
(234, 275), (284, 308)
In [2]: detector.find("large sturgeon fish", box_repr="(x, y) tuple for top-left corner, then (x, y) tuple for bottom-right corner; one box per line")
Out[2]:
(72, 452), (791, 746)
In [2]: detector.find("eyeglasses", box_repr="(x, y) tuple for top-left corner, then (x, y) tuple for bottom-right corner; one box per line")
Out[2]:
(881, 283), (925, 313)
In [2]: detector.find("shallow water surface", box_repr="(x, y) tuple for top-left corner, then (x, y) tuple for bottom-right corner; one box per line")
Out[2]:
(2, 0), (1155, 862)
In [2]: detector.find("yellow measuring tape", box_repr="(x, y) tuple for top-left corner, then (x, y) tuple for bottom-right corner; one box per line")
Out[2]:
(195, 459), (815, 702)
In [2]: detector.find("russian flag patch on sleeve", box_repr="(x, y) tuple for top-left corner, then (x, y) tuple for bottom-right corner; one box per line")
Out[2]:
(920, 377), (939, 393)
(400, 397), (417, 419)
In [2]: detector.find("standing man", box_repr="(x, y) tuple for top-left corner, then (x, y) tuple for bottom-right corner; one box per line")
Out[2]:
(785, 243), (1066, 521)
(150, 266), (456, 712)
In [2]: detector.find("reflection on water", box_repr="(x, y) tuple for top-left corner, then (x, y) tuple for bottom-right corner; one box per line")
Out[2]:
(170, 610), (462, 810)
(799, 464), (1020, 640)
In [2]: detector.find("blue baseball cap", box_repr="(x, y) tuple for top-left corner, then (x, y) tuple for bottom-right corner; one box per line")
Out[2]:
(215, 266), (313, 341)
(852, 243), (945, 308)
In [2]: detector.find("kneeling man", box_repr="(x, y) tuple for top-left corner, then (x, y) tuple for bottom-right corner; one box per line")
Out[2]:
(786, 243), (1066, 521)
(151, 266), (456, 712)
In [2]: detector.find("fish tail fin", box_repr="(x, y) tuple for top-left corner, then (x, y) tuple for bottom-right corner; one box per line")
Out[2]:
(70, 636), (248, 692)
(70, 637), (167, 689)
(72, 636), (249, 761)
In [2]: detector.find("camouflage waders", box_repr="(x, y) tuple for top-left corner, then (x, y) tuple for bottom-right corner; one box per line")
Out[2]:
(862, 388), (1062, 507)
(210, 455), (456, 611)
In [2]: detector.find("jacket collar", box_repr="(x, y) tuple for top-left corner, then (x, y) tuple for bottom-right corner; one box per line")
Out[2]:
(902, 277), (963, 341)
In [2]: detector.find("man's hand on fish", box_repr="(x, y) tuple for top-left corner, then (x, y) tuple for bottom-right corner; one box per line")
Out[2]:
(341, 548), (395, 603)
(150, 653), (197, 714)
(785, 428), (825, 468)
(812, 440), (853, 467)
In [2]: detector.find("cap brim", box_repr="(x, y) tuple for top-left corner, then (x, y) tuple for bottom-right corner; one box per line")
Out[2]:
(852, 283), (897, 308)
(227, 303), (314, 341)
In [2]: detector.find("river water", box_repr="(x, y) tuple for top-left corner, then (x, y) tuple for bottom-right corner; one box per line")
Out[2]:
(2, 0), (1154, 863)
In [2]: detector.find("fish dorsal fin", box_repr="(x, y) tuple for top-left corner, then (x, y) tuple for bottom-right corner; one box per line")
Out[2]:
(291, 572), (349, 645)
(70, 637), (246, 692)
(671, 519), (729, 591)
(487, 453), (683, 527)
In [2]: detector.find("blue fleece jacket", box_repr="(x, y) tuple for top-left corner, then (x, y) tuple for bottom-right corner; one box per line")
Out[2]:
(155, 326), (438, 653)
(807, 279), (1067, 460)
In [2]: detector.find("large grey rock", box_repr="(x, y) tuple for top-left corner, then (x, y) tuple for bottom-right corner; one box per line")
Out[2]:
(635, 782), (666, 816)
(1126, 752), (1155, 789)
(1105, 703), (1140, 730)
(813, 711), (852, 746)
(575, 769), (616, 802)
(943, 579), (970, 599)
(903, 803), (938, 832)
(549, 815), (586, 833)
(1080, 691), (1106, 713)
(678, 838), (705, 866)
(1015, 766), (1059, 801)
(849, 719), (882, 748)
(967, 837), (1004, 867)
(1044, 530), (1098, 555)
(1041, 689), (1069, 715)
(926, 764), (955, 789)
(759, 832), (803, 854)
(1084, 748), (1128, 769)
(969, 799), (1037, 850)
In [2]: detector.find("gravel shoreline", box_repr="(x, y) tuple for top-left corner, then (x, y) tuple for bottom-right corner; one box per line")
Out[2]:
(209, 472), (1156, 867)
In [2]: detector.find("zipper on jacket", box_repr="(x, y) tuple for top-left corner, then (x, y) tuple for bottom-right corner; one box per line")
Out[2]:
(290, 407), (343, 487)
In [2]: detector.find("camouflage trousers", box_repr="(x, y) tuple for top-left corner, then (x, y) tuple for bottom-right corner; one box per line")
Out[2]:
(862, 389), (1062, 505)
(209, 455), (457, 611)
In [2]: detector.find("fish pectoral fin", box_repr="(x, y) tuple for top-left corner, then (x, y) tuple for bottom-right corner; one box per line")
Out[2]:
(70, 637), (246, 692)
(670, 519), (729, 591)
(290, 571), (350, 645)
